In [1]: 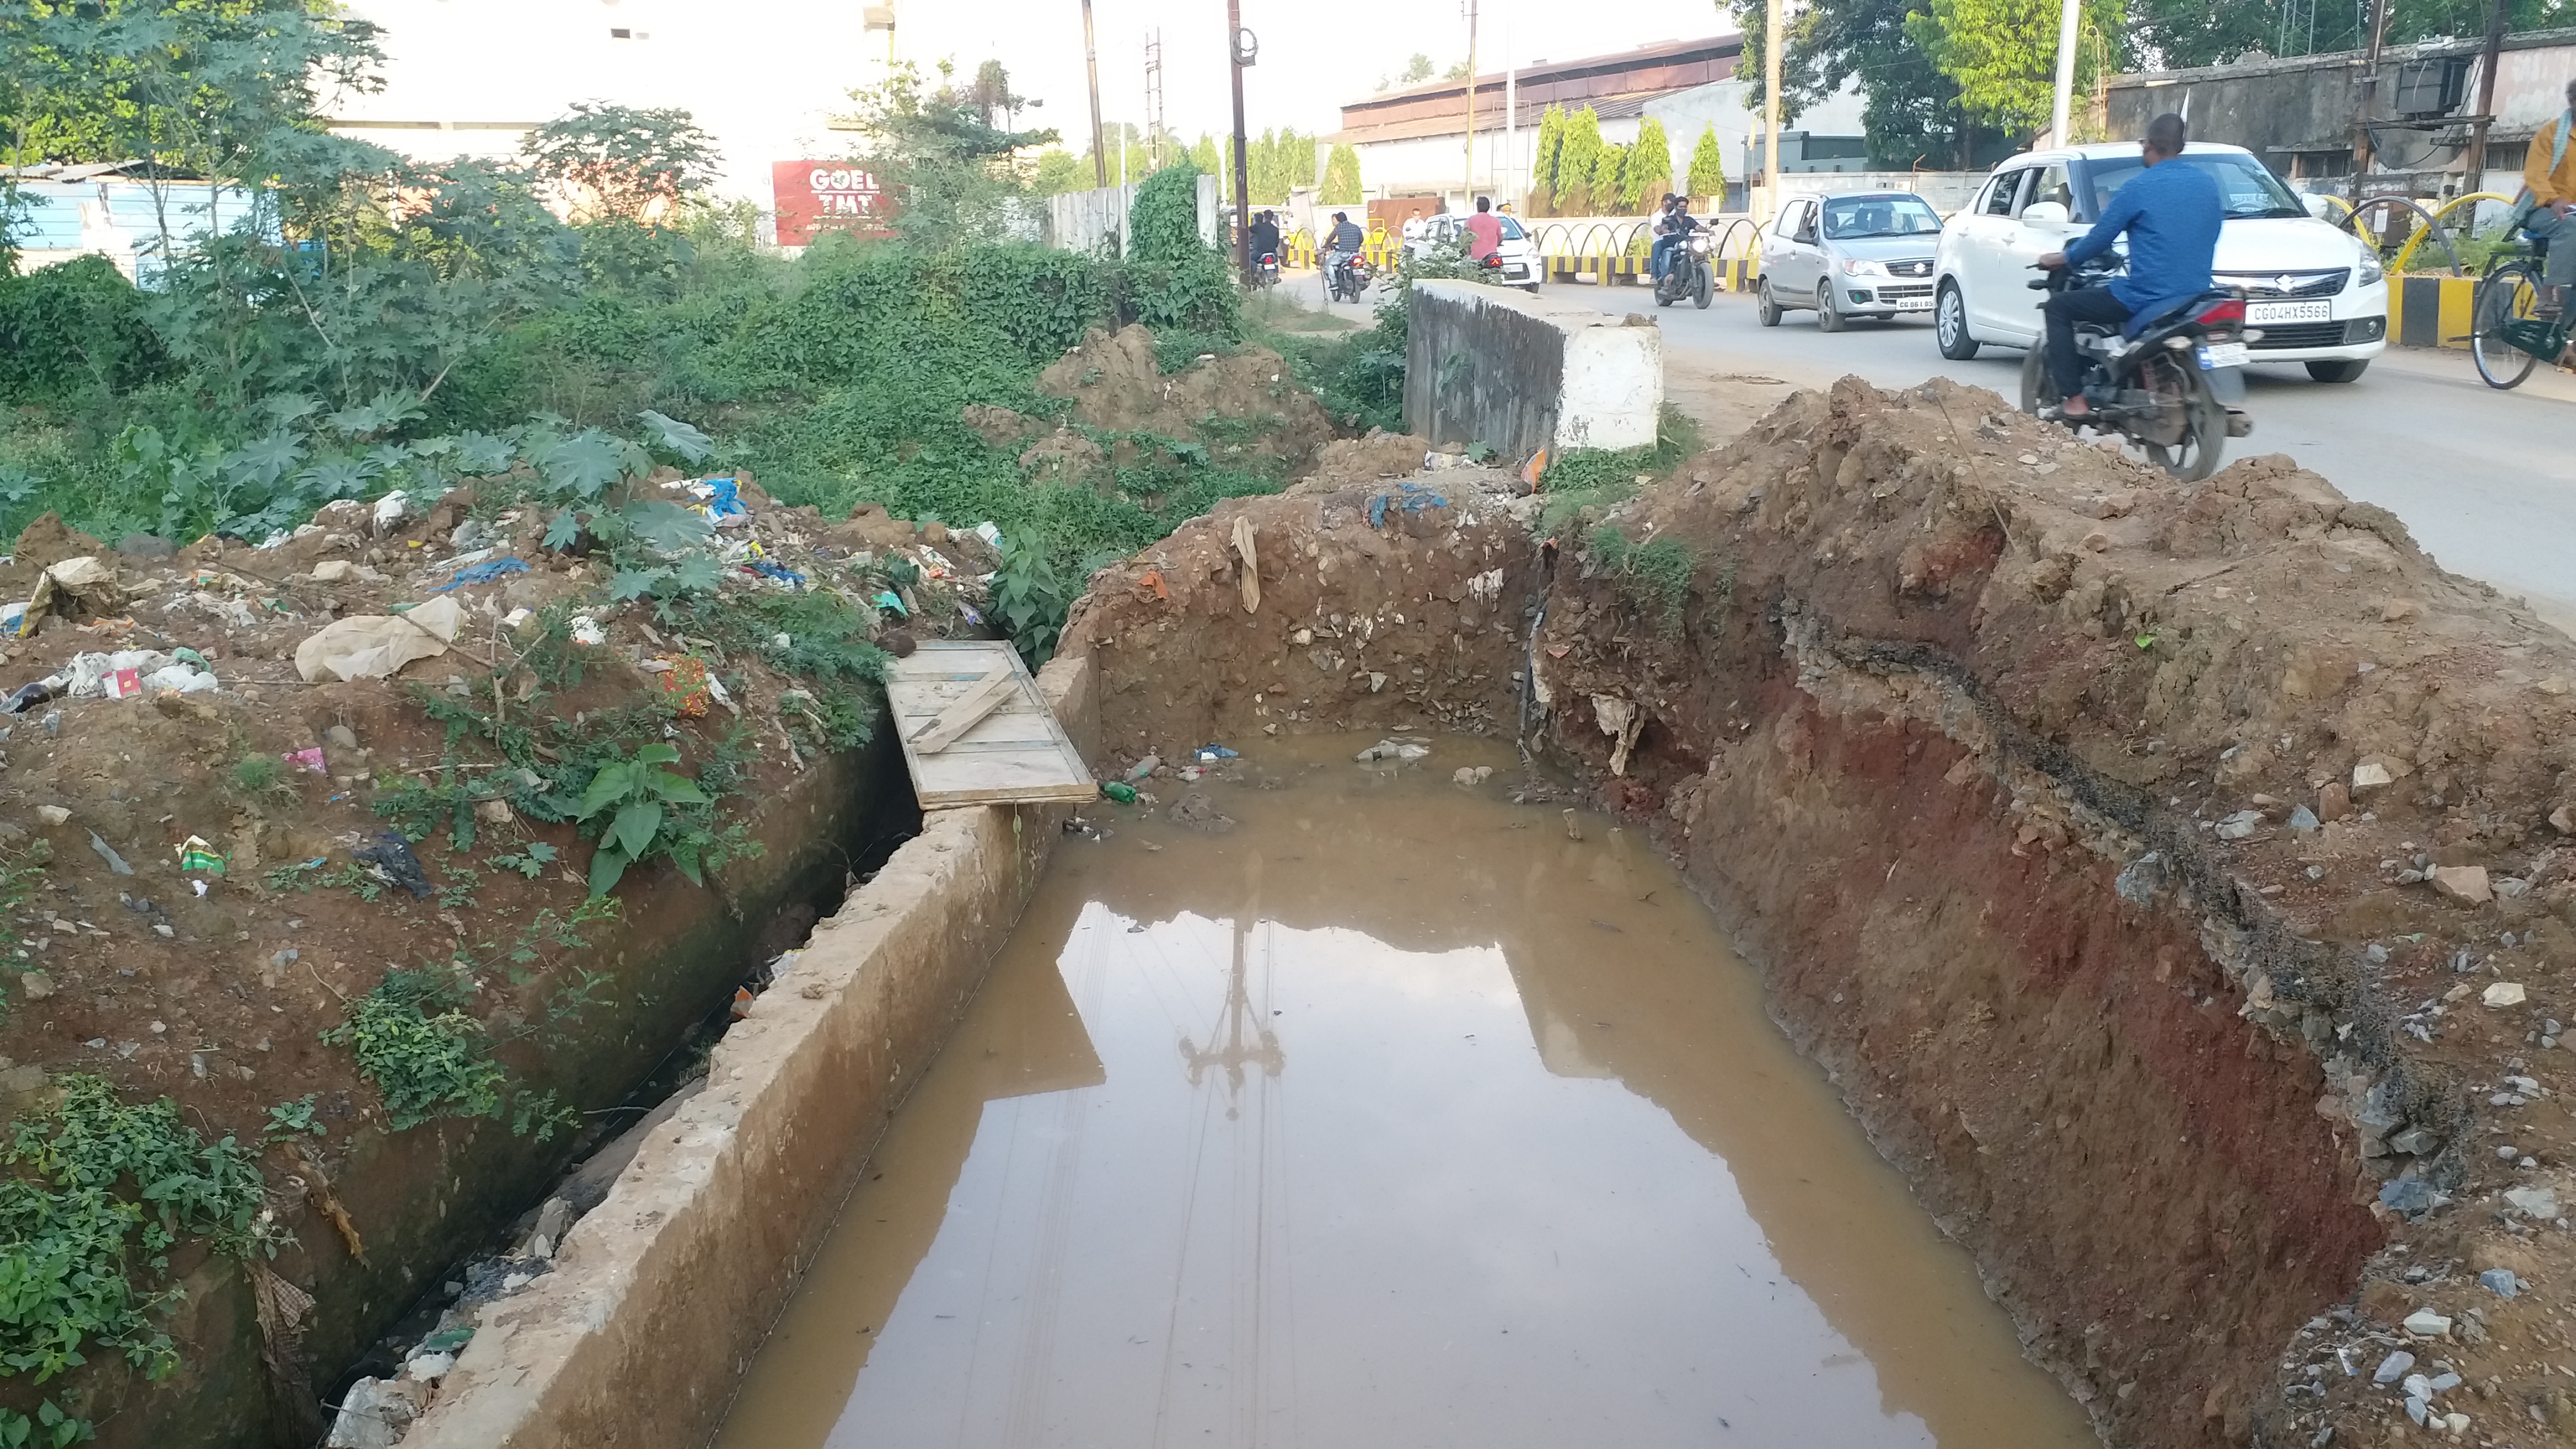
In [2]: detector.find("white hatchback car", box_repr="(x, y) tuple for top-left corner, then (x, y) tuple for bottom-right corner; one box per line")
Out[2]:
(1405, 212), (1542, 292)
(1932, 142), (2388, 382)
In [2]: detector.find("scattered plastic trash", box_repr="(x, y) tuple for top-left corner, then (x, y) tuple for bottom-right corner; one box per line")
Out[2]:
(284, 747), (326, 774)
(175, 835), (225, 876)
(973, 522), (1003, 547)
(569, 613), (607, 646)
(88, 832), (132, 875)
(371, 490), (409, 535)
(502, 607), (532, 630)
(65, 650), (167, 697)
(1421, 449), (1467, 471)
(1356, 738), (1430, 763)
(872, 590), (908, 618)
(657, 656), (711, 717)
(101, 666), (144, 700)
(672, 476), (750, 527)
(354, 831), (433, 898)
(918, 546), (956, 578)
(1196, 744), (1238, 761)
(1100, 782), (1139, 804)
(144, 663), (216, 694)
(1366, 481), (1450, 530)
(745, 559), (807, 589)
(295, 595), (467, 682)
(956, 603), (983, 626)
(21, 556), (124, 634)
(0, 602), (23, 635)
(433, 556), (529, 592)
(0, 680), (53, 714)
(1125, 755), (1161, 782)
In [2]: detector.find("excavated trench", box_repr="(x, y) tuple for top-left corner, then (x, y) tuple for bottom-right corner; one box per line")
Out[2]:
(409, 377), (2576, 1449)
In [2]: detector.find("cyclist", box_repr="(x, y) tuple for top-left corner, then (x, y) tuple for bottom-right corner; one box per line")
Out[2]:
(2521, 78), (2576, 318)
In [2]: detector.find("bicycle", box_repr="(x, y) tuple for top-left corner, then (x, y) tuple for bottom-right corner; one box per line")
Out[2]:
(2470, 236), (2566, 389)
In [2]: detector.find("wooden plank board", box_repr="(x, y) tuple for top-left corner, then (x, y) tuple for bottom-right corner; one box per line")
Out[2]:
(883, 640), (1097, 807)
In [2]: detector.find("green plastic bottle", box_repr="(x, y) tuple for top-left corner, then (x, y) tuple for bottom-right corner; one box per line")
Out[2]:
(1101, 781), (1138, 804)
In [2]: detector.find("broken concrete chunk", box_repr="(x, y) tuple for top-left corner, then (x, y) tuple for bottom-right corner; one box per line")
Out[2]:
(2402, 1308), (2452, 1337)
(2480, 1268), (2522, 1299)
(2431, 865), (2493, 905)
(2484, 982), (2527, 1008)
(34, 805), (67, 826)
(324, 1376), (415, 1448)
(2318, 782), (2352, 821)
(2552, 804), (2576, 835)
(310, 559), (356, 583)
(2215, 809), (2264, 840)
(2373, 1349), (2416, 1384)
(2352, 761), (2394, 792)
(2504, 1185), (2560, 1219)
(2287, 804), (2320, 832)
(2388, 1126), (2442, 1156)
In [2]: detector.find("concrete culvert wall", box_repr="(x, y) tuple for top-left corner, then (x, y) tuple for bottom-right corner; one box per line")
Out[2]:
(1403, 280), (1662, 459)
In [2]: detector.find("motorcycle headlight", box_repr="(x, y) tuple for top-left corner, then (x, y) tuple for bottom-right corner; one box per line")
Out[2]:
(1689, 236), (1710, 254)
(1838, 257), (1886, 276)
(2355, 246), (2385, 287)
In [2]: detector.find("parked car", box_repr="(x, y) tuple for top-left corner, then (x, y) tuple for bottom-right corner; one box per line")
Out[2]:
(1931, 141), (2387, 382)
(1405, 212), (1542, 292)
(1757, 191), (1944, 331)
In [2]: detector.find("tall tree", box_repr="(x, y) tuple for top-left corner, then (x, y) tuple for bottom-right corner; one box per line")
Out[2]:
(1319, 143), (1362, 203)
(1593, 140), (1630, 214)
(1555, 105), (1604, 214)
(1530, 105), (1567, 215)
(1628, 117), (1675, 205)
(1727, 0), (1973, 169)
(843, 59), (1057, 241)
(1190, 133), (1221, 176)
(1685, 124), (1727, 203)
(1285, 128), (1317, 188)
(1907, 0), (2124, 138)
(520, 103), (721, 224)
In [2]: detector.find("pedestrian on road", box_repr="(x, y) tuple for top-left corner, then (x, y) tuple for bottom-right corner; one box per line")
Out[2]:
(2521, 79), (2576, 319)
(1464, 195), (1503, 263)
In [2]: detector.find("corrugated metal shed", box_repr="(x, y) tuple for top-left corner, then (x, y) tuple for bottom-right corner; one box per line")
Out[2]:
(4, 163), (263, 282)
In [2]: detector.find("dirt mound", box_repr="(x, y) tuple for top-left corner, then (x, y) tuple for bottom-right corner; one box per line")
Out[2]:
(1038, 324), (1333, 474)
(1298, 430), (1435, 490)
(959, 404), (1042, 449)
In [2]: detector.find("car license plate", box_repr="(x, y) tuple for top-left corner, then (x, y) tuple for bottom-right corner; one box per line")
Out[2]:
(2198, 342), (2251, 369)
(2247, 300), (2329, 324)
(1895, 295), (1933, 310)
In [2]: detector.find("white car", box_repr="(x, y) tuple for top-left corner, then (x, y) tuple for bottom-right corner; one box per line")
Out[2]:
(1932, 141), (2388, 382)
(1756, 191), (1945, 330)
(1406, 212), (1542, 292)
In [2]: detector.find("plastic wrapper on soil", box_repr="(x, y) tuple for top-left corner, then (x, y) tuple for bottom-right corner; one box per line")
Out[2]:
(295, 595), (467, 682)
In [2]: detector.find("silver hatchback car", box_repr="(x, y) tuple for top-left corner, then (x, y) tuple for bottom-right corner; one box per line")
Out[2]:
(1756, 191), (1944, 332)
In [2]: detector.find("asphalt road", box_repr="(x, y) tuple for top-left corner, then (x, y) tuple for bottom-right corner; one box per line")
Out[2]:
(1297, 270), (2576, 632)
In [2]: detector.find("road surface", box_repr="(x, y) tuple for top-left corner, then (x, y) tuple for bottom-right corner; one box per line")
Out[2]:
(1298, 271), (2576, 632)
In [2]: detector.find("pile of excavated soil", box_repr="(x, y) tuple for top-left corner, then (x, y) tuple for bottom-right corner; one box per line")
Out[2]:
(1038, 323), (1334, 475)
(1287, 429), (1440, 495)
(1049, 373), (2576, 1448)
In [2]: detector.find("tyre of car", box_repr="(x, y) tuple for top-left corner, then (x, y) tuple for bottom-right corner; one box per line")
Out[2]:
(1936, 282), (1981, 360)
(1756, 278), (1783, 327)
(2304, 358), (2369, 383)
(1816, 281), (1845, 333)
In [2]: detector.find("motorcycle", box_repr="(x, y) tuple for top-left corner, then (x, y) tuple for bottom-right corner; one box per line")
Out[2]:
(1256, 250), (1281, 289)
(2021, 259), (2253, 482)
(1654, 225), (1715, 310)
(1328, 250), (1372, 303)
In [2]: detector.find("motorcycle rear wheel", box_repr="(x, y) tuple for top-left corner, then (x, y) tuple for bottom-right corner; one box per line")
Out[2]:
(2141, 356), (2228, 482)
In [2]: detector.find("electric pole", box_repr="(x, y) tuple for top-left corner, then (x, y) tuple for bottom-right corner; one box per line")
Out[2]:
(1762, 0), (1782, 220)
(2465, 0), (2507, 185)
(1227, 2), (1255, 283)
(2050, 0), (2080, 144)
(1144, 31), (1166, 170)
(1081, 0), (1107, 188)
(1464, 0), (1480, 201)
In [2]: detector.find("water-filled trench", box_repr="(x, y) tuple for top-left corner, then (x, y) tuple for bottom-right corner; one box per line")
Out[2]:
(714, 733), (2095, 1448)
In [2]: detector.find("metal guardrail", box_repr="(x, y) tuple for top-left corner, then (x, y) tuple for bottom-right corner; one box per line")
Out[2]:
(1271, 215), (1778, 291)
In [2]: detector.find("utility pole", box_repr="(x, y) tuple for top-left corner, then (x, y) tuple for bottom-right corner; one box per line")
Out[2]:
(1080, 0), (1108, 188)
(1762, 0), (1782, 221)
(2464, 0), (2508, 186)
(1464, 0), (1480, 201)
(1144, 31), (1166, 170)
(2050, 0), (2081, 145)
(1228, 2), (1255, 283)
(2353, 0), (2390, 174)
(1504, 3), (1519, 210)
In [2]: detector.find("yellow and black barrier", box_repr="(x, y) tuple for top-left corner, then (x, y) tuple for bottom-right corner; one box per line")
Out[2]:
(2388, 274), (2474, 349)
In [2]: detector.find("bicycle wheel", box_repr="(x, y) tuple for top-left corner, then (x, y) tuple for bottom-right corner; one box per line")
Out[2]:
(2473, 263), (2543, 390)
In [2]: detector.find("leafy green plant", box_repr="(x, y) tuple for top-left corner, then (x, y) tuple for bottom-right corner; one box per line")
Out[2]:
(1588, 525), (1698, 633)
(263, 1096), (326, 1144)
(992, 530), (1074, 666)
(569, 743), (714, 894)
(320, 968), (508, 1130)
(489, 842), (560, 880)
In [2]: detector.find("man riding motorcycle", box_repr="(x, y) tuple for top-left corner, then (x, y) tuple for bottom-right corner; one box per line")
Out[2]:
(2035, 112), (2221, 423)
(1322, 211), (1365, 300)
(1247, 210), (1282, 275)
(1648, 194), (1693, 281)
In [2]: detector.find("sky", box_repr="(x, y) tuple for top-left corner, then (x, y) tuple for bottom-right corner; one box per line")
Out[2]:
(896, 0), (1737, 147)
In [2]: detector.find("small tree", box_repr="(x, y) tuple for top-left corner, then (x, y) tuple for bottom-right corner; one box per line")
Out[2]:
(520, 102), (721, 224)
(1685, 124), (1727, 204)
(1031, 148), (1086, 195)
(1530, 105), (1566, 216)
(1320, 144), (1362, 204)
(1909, 0), (2121, 137)
(1285, 128), (1318, 188)
(1555, 106), (1604, 214)
(1190, 134), (1222, 176)
(1399, 54), (1435, 85)
(1627, 118), (1674, 209)
(1592, 140), (1628, 215)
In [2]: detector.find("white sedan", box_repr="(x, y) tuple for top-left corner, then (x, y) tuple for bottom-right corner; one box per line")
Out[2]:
(1406, 212), (1542, 292)
(1932, 141), (2388, 382)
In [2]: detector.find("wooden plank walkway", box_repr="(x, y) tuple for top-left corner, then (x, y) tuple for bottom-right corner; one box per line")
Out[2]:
(882, 640), (1096, 808)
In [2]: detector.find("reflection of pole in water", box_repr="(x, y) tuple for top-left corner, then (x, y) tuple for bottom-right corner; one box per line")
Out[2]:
(1179, 912), (1284, 1117)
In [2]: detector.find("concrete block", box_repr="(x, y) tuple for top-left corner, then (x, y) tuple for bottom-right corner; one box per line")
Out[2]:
(1403, 280), (1662, 463)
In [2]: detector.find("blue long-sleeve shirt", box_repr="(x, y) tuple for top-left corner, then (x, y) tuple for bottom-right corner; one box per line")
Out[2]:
(2064, 158), (2223, 333)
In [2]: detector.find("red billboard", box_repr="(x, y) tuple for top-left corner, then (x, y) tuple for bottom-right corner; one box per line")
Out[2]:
(773, 161), (893, 246)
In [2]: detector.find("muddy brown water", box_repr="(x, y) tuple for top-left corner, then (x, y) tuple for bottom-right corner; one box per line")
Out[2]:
(716, 735), (2095, 1449)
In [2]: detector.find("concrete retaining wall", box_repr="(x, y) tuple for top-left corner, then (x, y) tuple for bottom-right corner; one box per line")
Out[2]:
(1403, 280), (1663, 462)
(401, 656), (1098, 1449)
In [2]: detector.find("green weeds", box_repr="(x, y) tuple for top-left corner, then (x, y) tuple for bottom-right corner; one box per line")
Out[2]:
(320, 968), (507, 1130)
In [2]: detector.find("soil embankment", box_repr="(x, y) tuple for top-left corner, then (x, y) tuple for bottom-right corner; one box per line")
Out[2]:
(1060, 375), (2576, 1447)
